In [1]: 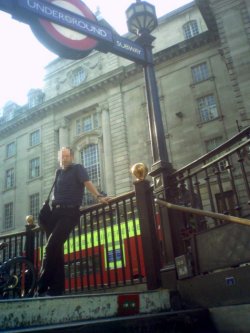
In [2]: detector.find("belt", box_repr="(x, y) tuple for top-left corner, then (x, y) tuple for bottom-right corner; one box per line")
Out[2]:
(53, 204), (79, 209)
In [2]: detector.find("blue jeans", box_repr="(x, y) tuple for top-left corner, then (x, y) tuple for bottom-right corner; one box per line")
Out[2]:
(38, 207), (80, 295)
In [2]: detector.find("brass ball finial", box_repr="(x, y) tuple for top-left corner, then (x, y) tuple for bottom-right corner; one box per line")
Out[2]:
(26, 215), (34, 225)
(131, 163), (148, 181)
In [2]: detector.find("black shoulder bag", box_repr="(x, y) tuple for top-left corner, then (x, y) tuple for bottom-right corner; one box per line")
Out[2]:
(38, 173), (58, 230)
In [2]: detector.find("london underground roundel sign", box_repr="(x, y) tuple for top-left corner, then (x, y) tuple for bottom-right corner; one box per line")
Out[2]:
(31, 0), (98, 59)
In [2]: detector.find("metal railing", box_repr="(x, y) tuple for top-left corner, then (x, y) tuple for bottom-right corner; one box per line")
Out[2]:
(151, 127), (250, 282)
(0, 191), (146, 294)
(64, 191), (145, 293)
(1, 127), (250, 294)
(0, 230), (27, 263)
(172, 127), (250, 231)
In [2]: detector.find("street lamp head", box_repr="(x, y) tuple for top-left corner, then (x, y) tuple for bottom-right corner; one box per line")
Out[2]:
(126, 1), (158, 36)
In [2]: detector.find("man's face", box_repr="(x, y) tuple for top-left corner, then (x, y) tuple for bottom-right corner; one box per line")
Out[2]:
(58, 148), (73, 169)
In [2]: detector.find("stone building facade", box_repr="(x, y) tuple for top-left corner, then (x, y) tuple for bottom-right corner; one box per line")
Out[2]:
(0, 0), (249, 234)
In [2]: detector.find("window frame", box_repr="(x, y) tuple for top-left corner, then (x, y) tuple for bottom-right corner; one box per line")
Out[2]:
(5, 167), (15, 190)
(76, 113), (98, 136)
(4, 202), (14, 230)
(205, 137), (228, 173)
(71, 67), (86, 87)
(29, 129), (41, 147)
(6, 141), (16, 158)
(183, 20), (199, 39)
(80, 144), (101, 205)
(191, 62), (209, 83)
(197, 94), (219, 123)
(29, 193), (40, 221)
(215, 190), (235, 215)
(29, 157), (40, 179)
(28, 90), (44, 108)
(205, 137), (223, 152)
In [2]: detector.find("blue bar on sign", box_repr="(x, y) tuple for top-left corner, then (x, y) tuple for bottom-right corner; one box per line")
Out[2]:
(113, 35), (145, 62)
(18, 0), (113, 42)
(17, 0), (147, 64)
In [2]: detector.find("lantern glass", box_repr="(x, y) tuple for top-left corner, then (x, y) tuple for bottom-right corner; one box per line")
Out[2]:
(126, 1), (158, 35)
(135, 4), (145, 12)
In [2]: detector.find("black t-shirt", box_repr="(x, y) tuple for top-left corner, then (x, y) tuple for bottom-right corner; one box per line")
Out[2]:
(53, 164), (89, 205)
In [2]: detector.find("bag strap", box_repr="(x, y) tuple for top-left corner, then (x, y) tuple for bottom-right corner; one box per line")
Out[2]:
(45, 171), (59, 203)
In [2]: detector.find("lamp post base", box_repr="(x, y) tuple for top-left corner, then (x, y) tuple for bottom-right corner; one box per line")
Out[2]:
(149, 161), (178, 202)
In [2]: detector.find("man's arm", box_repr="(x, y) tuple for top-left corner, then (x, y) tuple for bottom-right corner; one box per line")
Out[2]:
(84, 180), (110, 204)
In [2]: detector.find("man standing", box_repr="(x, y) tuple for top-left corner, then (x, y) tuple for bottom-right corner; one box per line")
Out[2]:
(37, 147), (109, 296)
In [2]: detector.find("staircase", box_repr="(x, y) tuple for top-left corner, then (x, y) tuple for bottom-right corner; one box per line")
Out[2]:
(0, 289), (216, 332)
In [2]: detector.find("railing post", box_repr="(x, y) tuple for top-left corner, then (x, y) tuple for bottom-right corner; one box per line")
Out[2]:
(25, 215), (35, 265)
(157, 205), (182, 290)
(132, 166), (161, 290)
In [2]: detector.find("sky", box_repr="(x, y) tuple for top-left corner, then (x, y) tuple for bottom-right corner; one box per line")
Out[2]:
(0, 0), (193, 110)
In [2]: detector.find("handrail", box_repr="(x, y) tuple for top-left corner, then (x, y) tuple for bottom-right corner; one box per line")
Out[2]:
(171, 126), (250, 176)
(155, 198), (250, 227)
(79, 191), (135, 214)
(201, 138), (250, 170)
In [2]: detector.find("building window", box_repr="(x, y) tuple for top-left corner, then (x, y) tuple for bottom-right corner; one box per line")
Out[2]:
(5, 168), (15, 189)
(29, 157), (40, 179)
(4, 202), (14, 230)
(206, 137), (227, 172)
(183, 20), (199, 39)
(215, 190), (235, 215)
(206, 137), (223, 152)
(3, 101), (19, 122)
(30, 129), (41, 147)
(76, 114), (98, 135)
(197, 94), (218, 123)
(71, 67), (86, 86)
(28, 89), (44, 108)
(192, 63), (209, 83)
(81, 144), (100, 205)
(29, 193), (40, 221)
(5, 110), (14, 121)
(6, 142), (16, 158)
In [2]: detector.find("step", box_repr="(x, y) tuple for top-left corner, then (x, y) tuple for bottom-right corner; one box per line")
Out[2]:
(2, 308), (214, 333)
(0, 289), (170, 331)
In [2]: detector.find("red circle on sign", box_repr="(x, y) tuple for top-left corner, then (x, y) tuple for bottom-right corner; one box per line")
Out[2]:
(40, 0), (98, 50)
(31, 0), (98, 59)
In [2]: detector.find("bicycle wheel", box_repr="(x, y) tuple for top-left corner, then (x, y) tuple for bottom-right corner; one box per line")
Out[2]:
(1, 257), (36, 298)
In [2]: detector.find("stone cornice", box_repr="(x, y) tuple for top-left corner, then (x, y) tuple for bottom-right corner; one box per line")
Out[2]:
(0, 32), (218, 138)
(154, 30), (219, 65)
(0, 67), (127, 137)
(0, 106), (49, 138)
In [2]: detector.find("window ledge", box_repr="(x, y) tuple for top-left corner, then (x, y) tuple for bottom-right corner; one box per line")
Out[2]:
(75, 129), (99, 137)
(28, 143), (41, 150)
(4, 155), (16, 161)
(2, 186), (16, 193)
(27, 176), (43, 184)
(190, 76), (215, 88)
(197, 115), (223, 127)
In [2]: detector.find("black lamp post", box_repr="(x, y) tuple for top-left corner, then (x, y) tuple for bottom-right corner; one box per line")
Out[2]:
(126, 0), (174, 199)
